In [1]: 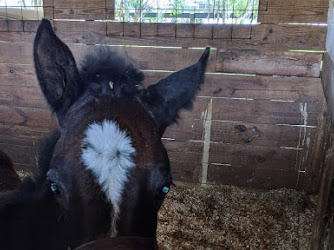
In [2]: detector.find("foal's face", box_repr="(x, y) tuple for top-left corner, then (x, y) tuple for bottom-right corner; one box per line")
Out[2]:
(34, 19), (209, 240)
(50, 96), (172, 237)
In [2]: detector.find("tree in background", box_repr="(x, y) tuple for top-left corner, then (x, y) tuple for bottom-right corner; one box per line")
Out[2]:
(169, 0), (184, 23)
(117, 0), (154, 22)
(115, 0), (258, 24)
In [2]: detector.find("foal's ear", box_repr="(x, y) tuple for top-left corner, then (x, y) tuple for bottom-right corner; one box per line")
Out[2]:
(140, 47), (210, 133)
(34, 19), (81, 126)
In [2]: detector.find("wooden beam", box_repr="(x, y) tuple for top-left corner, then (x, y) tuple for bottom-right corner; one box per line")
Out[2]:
(311, 34), (334, 248)
(144, 72), (324, 103)
(0, 63), (324, 109)
(258, 0), (329, 24)
(0, 20), (327, 51)
(163, 140), (203, 183)
(216, 49), (323, 77)
(43, 0), (114, 20)
(211, 98), (321, 126)
(0, 42), (325, 78)
(311, 129), (334, 249)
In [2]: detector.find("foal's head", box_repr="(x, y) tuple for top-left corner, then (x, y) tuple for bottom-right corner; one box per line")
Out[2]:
(34, 19), (210, 241)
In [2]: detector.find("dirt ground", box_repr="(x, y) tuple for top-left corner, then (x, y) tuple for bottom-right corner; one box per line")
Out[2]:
(157, 184), (317, 250)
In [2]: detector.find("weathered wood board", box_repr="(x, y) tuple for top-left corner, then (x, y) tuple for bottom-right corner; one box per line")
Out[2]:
(145, 71), (324, 102)
(216, 49), (323, 77)
(258, 0), (329, 24)
(43, 0), (114, 20)
(311, 47), (334, 249)
(0, 20), (327, 51)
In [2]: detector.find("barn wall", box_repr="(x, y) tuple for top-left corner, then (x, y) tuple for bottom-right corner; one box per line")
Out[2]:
(311, 0), (334, 248)
(0, 0), (328, 193)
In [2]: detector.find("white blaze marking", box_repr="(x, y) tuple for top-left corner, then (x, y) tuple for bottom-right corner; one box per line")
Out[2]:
(81, 120), (136, 235)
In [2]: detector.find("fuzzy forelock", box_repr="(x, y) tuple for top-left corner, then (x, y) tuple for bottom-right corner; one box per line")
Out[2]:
(79, 48), (144, 95)
(81, 120), (136, 227)
(80, 48), (129, 77)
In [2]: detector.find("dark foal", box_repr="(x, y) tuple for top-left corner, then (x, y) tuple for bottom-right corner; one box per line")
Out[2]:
(0, 19), (210, 250)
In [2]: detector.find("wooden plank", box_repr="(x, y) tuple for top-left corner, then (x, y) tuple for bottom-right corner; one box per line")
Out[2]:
(0, 64), (36, 87)
(258, 6), (328, 24)
(211, 98), (321, 126)
(104, 47), (217, 72)
(177, 98), (209, 120)
(43, 0), (114, 20)
(0, 21), (327, 51)
(0, 42), (217, 72)
(0, 124), (54, 172)
(175, 24), (196, 39)
(0, 20), (23, 32)
(322, 53), (334, 120)
(54, 20), (106, 43)
(0, 85), (47, 108)
(310, 47), (334, 248)
(248, 23), (326, 51)
(0, 42), (33, 64)
(144, 72), (324, 103)
(0, 20), (47, 33)
(0, 105), (56, 128)
(311, 132), (334, 249)
(206, 140), (321, 192)
(216, 49), (323, 77)
(208, 143), (297, 171)
(122, 23), (176, 39)
(106, 22), (327, 51)
(210, 121), (318, 148)
(209, 120), (320, 191)
(0, 64), (324, 104)
(260, 0), (329, 8)
(295, 129), (325, 192)
(0, 142), (37, 170)
(258, 0), (328, 24)
(163, 140), (203, 183)
(207, 164), (299, 190)
(0, 125), (55, 172)
(0, 124), (54, 145)
(2, 66), (323, 139)
(163, 119), (204, 141)
(119, 24), (251, 40)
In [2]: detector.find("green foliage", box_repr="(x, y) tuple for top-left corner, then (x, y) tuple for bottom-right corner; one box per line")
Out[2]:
(169, 0), (184, 23)
(116, 0), (154, 22)
(170, 0), (184, 15)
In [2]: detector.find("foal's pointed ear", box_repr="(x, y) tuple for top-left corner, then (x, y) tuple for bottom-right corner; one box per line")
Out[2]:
(140, 47), (210, 133)
(34, 19), (81, 126)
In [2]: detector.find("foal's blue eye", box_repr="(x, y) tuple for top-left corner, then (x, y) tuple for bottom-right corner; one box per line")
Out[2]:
(50, 182), (58, 193)
(162, 186), (169, 194)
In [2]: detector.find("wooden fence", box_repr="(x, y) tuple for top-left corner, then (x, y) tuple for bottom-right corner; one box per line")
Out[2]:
(0, 0), (329, 193)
